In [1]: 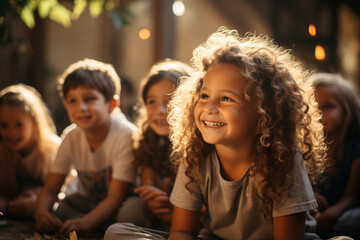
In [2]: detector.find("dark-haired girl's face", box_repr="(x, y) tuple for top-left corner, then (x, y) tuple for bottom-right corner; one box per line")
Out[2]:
(0, 105), (36, 155)
(146, 78), (175, 136)
(315, 85), (345, 138)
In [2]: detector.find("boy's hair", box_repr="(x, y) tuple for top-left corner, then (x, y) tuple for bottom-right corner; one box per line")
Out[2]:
(168, 27), (327, 219)
(58, 58), (121, 101)
(0, 84), (58, 197)
(134, 59), (194, 177)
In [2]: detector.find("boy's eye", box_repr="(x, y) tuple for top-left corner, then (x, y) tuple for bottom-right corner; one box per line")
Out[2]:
(84, 97), (96, 102)
(15, 122), (23, 128)
(67, 98), (76, 104)
(0, 123), (8, 129)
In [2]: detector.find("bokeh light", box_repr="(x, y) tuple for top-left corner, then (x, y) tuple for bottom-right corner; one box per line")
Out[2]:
(315, 45), (326, 60)
(139, 28), (151, 40)
(308, 24), (316, 37)
(172, 1), (185, 16)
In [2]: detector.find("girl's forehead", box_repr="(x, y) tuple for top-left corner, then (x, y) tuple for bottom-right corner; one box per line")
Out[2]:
(0, 105), (32, 120)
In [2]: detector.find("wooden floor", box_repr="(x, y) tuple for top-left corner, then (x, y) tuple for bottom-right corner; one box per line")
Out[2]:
(0, 218), (103, 240)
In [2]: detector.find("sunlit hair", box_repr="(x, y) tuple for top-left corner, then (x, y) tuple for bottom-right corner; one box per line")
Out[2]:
(134, 58), (194, 177)
(168, 27), (327, 219)
(0, 84), (58, 197)
(309, 73), (360, 155)
(58, 58), (121, 102)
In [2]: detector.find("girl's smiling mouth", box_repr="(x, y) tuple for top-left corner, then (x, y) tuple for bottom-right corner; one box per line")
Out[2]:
(203, 120), (226, 127)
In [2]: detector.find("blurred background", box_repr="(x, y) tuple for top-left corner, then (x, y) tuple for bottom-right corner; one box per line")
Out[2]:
(0, 0), (359, 134)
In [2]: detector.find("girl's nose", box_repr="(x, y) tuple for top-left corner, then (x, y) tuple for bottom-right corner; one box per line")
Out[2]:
(207, 101), (219, 114)
(159, 103), (167, 114)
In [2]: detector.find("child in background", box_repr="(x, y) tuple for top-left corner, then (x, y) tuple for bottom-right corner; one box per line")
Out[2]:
(105, 59), (193, 238)
(167, 27), (327, 240)
(309, 73), (360, 239)
(35, 58), (137, 236)
(0, 84), (60, 218)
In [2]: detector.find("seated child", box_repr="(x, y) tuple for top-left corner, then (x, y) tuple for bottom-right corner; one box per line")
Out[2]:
(105, 59), (193, 237)
(34, 58), (137, 236)
(104, 27), (328, 240)
(0, 84), (60, 218)
(309, 73), (360, 239)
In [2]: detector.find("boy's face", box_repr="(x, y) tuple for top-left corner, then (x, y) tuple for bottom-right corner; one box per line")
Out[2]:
(64, 86), (113, 132)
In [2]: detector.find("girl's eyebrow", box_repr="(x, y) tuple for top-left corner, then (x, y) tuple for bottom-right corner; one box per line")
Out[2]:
(201, 86), (242, 99)
(221, 89), (242, 98)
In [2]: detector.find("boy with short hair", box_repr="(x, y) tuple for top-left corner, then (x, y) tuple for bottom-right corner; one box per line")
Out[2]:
(35, 58), (137, 236)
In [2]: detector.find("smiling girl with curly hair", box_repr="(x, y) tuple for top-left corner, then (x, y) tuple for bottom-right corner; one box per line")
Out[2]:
(167, 27), (327, 240)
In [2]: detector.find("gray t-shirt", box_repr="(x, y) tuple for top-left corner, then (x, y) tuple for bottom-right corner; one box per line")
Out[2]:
(170, 151), (318, 240)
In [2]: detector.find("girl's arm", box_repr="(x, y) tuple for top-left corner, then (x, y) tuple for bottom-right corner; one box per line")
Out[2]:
(140, 165), (157, 186)
(316, 157), (360, 236)
(35, 172), (67, 233)
(136, 166), (172, 223)
(273, 212), (305, 240)
(59, 178), (131, 235)
(169, 206), (201, 240)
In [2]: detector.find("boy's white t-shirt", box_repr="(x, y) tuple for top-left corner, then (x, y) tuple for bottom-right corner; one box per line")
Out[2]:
(170, 151), (318, 240)
(51, 110), (137, 200)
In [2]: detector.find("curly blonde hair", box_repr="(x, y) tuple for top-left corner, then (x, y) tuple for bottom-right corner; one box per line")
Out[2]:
(168, 27), (327, 219)
(134, 59), (194, 178)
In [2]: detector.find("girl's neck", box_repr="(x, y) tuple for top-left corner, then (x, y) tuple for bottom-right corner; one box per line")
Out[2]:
(215, 144), (252, 181)
(19, 140), (36, 158)
(84, 120), (111, 152)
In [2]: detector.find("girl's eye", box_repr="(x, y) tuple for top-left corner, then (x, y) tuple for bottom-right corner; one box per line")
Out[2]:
(222, 96), (233, 102)
(0, 123), (8, 129)
(320, 103), (333, 110)
(200, 93), (209, 99)
(15, 122), (23, 128)
(146, 99), (156, 106)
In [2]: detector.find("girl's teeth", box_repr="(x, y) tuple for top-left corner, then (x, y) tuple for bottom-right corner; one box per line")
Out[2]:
(204, 121), (225, 127)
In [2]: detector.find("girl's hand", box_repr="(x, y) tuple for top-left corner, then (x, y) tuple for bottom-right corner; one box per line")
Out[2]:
(147, 195), (172, 215)
(35, 211), (63, 233)
(58, 217), (89, 236)
(134, 185), (167, 201)
(8, 190), (37, 216)
(314, 193), (329, 213)
(315, 208), (337, 238)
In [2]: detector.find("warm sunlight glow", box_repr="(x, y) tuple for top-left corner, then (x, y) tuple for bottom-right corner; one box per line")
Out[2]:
(315, 45), (326, 61)
(139, 28), (151, 40)
(308, 24), (316, 37)
(172, 1), (185, 16)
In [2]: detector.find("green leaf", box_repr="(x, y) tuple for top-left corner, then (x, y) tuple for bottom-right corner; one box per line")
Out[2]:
(38, 0), (57, 19)
(72, 0), (87, 20)
(20, 5), (35, 28)
(89, 0), (104, 18)
(49, 4), (72, 28)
